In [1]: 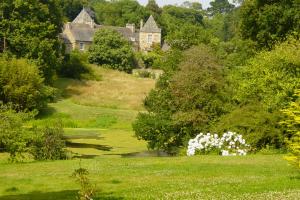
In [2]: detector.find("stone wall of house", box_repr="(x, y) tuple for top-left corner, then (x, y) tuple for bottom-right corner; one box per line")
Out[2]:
(139, 32), (161, 51)
(75, 41), (92, 52)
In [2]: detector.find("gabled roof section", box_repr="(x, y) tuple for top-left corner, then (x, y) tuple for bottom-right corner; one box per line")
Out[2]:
(69, 24), (96, 42)
(140, 15), (161, 33)
(72, 8), (95, 26)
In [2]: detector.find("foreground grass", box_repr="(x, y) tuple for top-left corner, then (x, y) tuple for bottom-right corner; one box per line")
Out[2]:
(0, 155), (299, 200)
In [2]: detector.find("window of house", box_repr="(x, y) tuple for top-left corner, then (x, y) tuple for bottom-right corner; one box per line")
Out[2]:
(148, 34), (153, 44)
(79, 42), (85, 51)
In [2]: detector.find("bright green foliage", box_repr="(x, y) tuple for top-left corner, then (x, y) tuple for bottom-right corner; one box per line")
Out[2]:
(161, 5), (205, 49)
(240, 0), (300, 48)
(134, 45), (227, 152)
(213, 37), (300, 149)
(166, 24), (212, 50)
(30, 125), (67, 160)
(282, 90), (300, 168)
(88, 28), (135, 72)
(233, 38), (300, 111)
(136, 44), (164, 69)
(208, 0), (235, 16)
(91, 0), (148, 27)
(0, 105), (33, 161)
(0, 0), (64, 82)
(0, 58), (54, 111)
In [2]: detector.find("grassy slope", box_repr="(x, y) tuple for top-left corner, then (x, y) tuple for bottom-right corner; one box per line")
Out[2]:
(27, 66), (155, 157)
(1, 66), (299, 199)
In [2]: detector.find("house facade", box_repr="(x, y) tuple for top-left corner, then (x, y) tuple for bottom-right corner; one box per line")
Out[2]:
(61, 8), (162, 52)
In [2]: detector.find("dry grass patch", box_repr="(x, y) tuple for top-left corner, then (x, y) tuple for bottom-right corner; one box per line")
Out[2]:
(56, 66), (156, 110)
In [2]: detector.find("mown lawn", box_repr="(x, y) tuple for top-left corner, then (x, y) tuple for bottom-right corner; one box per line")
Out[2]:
(0, 155), (299, 200)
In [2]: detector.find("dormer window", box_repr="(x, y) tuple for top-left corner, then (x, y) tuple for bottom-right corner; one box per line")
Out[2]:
(148, 34), (153, 44)
(79, 42), (85, 51)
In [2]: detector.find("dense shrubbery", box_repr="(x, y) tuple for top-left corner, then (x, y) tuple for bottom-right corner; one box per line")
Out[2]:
(0, 58), (56, 112)
(88, 28), (136, 73)
(0, 105), (67, 161)
(214, 38), (300, 149)
(30, 125), (67, 160)
(0, 105), (33, 161)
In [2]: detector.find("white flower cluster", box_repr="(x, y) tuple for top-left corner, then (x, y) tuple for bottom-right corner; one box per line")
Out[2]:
(187, 131), (250, 156)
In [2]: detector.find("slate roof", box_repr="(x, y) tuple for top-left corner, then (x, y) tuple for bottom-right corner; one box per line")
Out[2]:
(72, 8), (95, 25)
(102, 26), (136, 41)
(140, 15), (161, 33)
(69, 24), (96, 42)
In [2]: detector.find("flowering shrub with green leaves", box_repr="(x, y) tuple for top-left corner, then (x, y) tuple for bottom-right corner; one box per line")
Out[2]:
(187, 132), (250, 156)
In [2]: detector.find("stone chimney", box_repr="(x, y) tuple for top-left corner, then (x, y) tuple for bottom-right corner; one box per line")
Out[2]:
(140, 19), (144, 29)
(126, 23), (135, 33)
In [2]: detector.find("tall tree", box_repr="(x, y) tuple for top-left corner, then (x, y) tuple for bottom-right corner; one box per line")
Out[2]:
(146, 0), (162, 15)
(0, 0), (64, 83)
(207, 0), (235, 15)
(91, 0), (148, 27)
(182, 1), (203, 10)
(240, 0), (300, 48)
(60, 0), (85, 21)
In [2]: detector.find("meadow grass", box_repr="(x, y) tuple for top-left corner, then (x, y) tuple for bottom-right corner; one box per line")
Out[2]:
(54, 66), (156, 111)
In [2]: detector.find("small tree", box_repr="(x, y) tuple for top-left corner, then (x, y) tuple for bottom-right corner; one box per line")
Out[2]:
(88, 28), (135, 73)
(0, 58), (54, 112)
(30, 124), (67, 161)
(72, 167), (96, 200)
(282, 90), (300, 169)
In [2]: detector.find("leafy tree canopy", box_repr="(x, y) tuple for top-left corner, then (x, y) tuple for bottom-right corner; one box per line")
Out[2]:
(207, 0), (235, 15)
(0, 0), (64, 83)
(91, 0), (148, 27)
(88, 28), (135, 72)
(240, 0), (300, 48)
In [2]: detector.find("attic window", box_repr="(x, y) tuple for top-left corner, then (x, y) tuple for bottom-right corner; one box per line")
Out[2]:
(148, 34), (153, 44)
(79, 42), (85, 51)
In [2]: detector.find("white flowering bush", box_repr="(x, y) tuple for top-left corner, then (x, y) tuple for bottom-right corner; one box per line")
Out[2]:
(187, 132), (250, 156)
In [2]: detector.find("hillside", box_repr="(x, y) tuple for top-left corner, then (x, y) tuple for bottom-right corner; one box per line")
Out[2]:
(30, 66), (156, 157)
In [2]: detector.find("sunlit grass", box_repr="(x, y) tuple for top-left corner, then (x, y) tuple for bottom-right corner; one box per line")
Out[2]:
(0, 155), (299, 200)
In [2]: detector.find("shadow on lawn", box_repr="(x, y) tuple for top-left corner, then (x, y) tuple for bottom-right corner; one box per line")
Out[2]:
(0, 190), (124, 200)
(66, 141), (113, 151)
(64, 134), (104, 140)
(103, 150), (171, 158)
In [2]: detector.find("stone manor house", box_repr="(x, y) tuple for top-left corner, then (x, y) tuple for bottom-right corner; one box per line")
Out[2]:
(61, 8), (162, 52)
